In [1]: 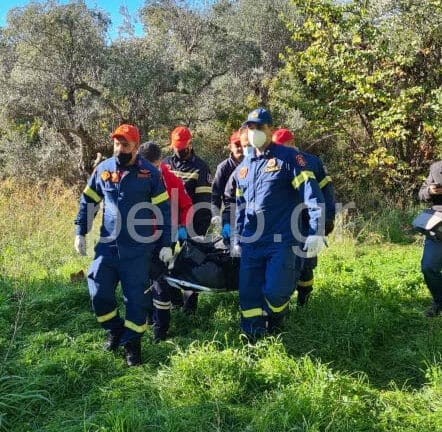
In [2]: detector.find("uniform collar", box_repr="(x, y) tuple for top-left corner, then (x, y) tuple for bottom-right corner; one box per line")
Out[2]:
(229, 153), (242, 165)
(251, 143), (276, 161)
(172, 149), (196, 164)
(112, 154), (141, 170)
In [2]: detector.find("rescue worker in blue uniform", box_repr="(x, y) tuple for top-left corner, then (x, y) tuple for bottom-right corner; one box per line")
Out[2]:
(273, 129), (336, 307)
(418, 160), (442, 317)
(211, 130), (243, 239)
(233, 109), (326, 339)
(163, 126), (212, 314)
(74, 124), (172, 366)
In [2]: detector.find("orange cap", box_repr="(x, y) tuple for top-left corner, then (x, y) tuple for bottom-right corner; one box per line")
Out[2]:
(171, 126), (192, 150)
(272, 128), (294, 145)
(229, 130), (241, 145)
(111, 124), (140, 144)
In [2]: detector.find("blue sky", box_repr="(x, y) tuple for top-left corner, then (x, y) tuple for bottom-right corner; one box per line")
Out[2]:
(0, 0), (145, 39)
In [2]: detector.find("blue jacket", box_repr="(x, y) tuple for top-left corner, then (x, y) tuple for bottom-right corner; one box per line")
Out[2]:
(301, 151), (335, 223)
(234, 143), (324, 246)
(75, 155), (171, 259)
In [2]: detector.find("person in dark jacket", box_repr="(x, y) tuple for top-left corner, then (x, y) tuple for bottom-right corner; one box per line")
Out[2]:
(211, 130), (243, 240)
(222, 128), (253, 232)
(139, 141), (193, 341)
(163, 126), (212, 314)
(418, 160), (442, 317)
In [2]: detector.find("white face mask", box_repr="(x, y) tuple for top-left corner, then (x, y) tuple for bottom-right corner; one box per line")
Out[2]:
(248, 129), (267, 149)
(243, 146), (255, 158)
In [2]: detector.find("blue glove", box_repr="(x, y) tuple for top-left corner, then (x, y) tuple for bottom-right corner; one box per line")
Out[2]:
(221, 223), (231, 239)
(177, 226), (187, 242)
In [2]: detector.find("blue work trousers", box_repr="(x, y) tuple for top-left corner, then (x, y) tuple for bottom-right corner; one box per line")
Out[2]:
(87, 250), (152, 344)
(421, 237), (442, 304)
(239, 243), (299, 336)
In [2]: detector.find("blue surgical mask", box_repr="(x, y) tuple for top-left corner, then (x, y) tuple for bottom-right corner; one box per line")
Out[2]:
(243, 146), (255, 158)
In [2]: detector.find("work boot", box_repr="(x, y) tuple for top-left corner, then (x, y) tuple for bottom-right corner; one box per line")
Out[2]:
(240, 331), (258, 345)
(123, 339), (142, 366)
(182, 291), (198, 315)
(297, 286), (313, 308)
(103, 327), (124, 352)
(424, 302), (442, 318)
(267, 314), (285, 334)
(152, 327), (168, 344)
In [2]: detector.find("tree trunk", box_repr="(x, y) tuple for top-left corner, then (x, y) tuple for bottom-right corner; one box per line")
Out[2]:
(76, 124), (96, 179)
(59, 125), (96, 180)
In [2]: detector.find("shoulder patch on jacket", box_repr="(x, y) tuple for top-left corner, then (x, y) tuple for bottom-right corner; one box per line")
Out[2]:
(296, 154), (307, 167)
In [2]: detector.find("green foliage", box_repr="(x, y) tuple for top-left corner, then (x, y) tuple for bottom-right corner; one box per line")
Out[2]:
(0, 0), (300, 179)
(1, 183), (442, 431)
(0, 0), (441, 210)
(0, 0), (111, 177)
(0, 374), (49, 431)
(272, 0), (442, 207)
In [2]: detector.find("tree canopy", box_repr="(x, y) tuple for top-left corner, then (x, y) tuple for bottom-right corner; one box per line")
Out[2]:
(0, 0), (440, 208)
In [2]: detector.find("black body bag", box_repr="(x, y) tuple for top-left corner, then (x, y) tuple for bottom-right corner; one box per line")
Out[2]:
(170, 237), (240, 291)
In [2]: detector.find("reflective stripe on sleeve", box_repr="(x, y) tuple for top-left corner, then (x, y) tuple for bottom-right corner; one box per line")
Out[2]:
(96, 309), (118, 323)
(152, 191), (169, 205)
(291, 170), (316, 190)
(319, 176), (332, 189)
(83, 185), (102, 203)
(297, 279), (314, 287)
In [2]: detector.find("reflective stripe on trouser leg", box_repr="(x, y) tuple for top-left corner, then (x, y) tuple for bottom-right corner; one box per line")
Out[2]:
(263, 245), (298, 316)
(118, 251), (152, 344)
(421, 237), (442, 304)
(87, 255), (124, 331)
(152, 277), (171, 333)
(239, 245), (267, 336)
(297, 265), (314, 296)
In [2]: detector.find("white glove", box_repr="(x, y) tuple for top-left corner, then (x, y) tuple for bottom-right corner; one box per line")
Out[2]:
(303, 235), (326, 258)
(159, 247), (173, 264)
(74, 235), (86, 256)
(211, 215), (222, 226)
(231, 244), (242, 258)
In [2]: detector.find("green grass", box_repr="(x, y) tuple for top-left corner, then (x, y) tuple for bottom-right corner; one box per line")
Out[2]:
(0, 182), (441, 431)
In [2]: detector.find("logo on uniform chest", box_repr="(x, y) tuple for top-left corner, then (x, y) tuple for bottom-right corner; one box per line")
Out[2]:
(137, 169), (151, 179)
(239, 166), (248, 179)
(263, 158), (281, 173)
